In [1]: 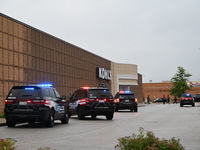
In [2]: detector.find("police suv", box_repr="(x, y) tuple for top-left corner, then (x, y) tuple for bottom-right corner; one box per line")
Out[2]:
(114, 91), (138, 112)
(4, 84), (69, 127)
(67, 87), (115, 120)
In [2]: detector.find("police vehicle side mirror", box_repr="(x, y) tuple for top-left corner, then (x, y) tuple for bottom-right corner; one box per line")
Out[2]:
(62, 95), (66, 100)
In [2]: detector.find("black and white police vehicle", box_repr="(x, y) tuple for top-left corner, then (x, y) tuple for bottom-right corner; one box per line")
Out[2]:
(4, 84), (69, 127)
(114, 91), (138, 112)
(67, 86), (115, 120)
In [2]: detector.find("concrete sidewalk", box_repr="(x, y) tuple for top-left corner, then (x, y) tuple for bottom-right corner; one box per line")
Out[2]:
(0, 118), (6, 126)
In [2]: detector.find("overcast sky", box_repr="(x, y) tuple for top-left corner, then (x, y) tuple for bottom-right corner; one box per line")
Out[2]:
(1, 0), (200, 83)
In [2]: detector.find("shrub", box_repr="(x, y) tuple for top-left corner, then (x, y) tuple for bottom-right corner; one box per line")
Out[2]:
(115, 127), (185, 150)
(0, 138), (17, 150)
(0, 112), (4, 118)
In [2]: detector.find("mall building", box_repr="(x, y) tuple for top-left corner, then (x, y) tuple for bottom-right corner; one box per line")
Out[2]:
(0, 13), (142, 112)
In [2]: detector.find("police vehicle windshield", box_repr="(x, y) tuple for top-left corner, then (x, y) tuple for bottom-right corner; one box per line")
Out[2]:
(119, 94), (135, 99)
(88, 89), (113, 98)
(8, 86), (41, 98)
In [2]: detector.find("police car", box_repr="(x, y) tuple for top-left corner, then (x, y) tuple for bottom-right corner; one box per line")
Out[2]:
(67, 87), (115, 120)
(4, 84), (69, 127)
(114, 91), (138, 112)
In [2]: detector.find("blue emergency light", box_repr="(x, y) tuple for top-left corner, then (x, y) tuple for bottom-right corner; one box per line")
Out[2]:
(36, 84), (53, 87)
(25, 87), (34, 90)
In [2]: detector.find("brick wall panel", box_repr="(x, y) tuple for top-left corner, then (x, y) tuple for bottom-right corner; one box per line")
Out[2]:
(14, 67), (19, 81)
(3, 33), (8, 49)
(0, 65), (2, 79)
(18, 39), (23, 53)
(13, 37), (19, 51)
(0, 32), (2, 48)
(13, 52), (19, 66)
(8, 66), (14, 80)
(8, 19), (14, 35)
(8, 50), (14, 65)
(13, 22), (18, 37)
(0, 16), (2, 32)
(0, 48), (2, 64)
(8, 35), (14, 50)
(3, 49), (8, 65)
(2, 18), (8, 33)
(3, 65), (8, 80)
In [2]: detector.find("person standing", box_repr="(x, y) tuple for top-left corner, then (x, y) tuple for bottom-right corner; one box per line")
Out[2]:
(147, 95), (150, 104)
(173, 96), (177, 104)
(163, 95), (166, 104)
(167, 95), (170, 104)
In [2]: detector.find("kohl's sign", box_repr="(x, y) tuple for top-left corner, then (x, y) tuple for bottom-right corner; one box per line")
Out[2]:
(96, 67), (112, 80)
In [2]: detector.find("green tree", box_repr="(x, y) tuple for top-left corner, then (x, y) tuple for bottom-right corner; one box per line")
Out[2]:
(170, 66), (192, 97)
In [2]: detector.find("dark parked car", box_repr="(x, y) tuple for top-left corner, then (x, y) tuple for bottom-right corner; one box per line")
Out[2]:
(152, 98), (165, 103)
(193, 94), (200, 102)
(4, 84), (69, 127)
(67, 87), (115, 120)
(180, 93), (195, 107)
(114, 91), (138, 112)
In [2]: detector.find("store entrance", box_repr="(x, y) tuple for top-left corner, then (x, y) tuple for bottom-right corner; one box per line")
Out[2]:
(119, 85), (130, 91)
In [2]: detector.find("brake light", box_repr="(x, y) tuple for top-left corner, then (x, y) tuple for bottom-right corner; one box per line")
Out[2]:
(27, 100), (32, 103)
(135, 98), (138, 102)
(115, 98), (120, 103)
(82, 86), (90, 89)
(85, 99), (95, 102)
(108, 98), (114, 102)
(5, 99), (14, 104)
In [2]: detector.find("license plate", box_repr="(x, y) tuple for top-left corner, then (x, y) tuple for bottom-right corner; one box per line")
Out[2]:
(99, 100), (104, 103)
(125, 100), (130, 102)
(19, 101), (27, 105)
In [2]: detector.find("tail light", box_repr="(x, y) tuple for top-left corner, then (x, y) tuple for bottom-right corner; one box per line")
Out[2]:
(85, 99), (95, 102)
(108, 98), (114, 102)
(5, 99), (14, 104)
(135, 98), (138, 102)
(115, 98), (120, 103)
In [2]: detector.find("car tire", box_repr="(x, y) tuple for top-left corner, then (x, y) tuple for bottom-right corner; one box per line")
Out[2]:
(106, 113), (113, 120)
(78, 108), (85, 120)
(180, 104), (183, 107)
(91, 114), (97, 119)
(192, 103), (195, 107)
(6, 120), (16, 127)
(130, 109), (133, 112)
(134, 107), (138, 112)
(115, 108), (118, 112)
(61, 112), (69, 124)
(45, 110), (54, 127)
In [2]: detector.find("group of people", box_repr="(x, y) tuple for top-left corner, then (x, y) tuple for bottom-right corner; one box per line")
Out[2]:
(146, 95), (178, 104)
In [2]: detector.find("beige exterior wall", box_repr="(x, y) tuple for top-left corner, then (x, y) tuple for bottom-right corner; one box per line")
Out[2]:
(111, 62), (143, 102)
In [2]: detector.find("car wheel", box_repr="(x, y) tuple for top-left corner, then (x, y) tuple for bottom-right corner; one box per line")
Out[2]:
(45, 110), (54, 127)
(91, 114), (97, 119)
(78, 108), (85, 120)
(106, 113), (113, 120)
(130, 109), (133, 112)
(180, 104), (183, 107)
(192, 103), (195, 107)
(6, 120), (16, 127)
(115, 108), (118, 112)
(134, 107), (138, 112)
(61, 112), (69, 124)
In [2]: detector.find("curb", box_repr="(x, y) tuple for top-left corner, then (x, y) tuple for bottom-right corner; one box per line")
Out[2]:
(0, 118), (6, 127)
